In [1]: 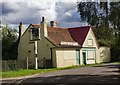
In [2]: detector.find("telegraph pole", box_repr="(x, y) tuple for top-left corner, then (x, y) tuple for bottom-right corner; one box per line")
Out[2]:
(34, 41), (38, 69)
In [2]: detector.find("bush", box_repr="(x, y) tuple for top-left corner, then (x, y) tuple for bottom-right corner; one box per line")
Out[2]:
(110, 47), (120, 62)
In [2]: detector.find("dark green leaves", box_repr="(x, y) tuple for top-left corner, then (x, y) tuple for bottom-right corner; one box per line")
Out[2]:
(2, 25), (18, 60)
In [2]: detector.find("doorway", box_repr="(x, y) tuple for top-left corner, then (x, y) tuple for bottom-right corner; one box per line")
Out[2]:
(82, 52), (86, 65)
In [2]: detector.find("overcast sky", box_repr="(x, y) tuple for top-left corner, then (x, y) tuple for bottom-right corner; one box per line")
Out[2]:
(1, 0), (90, 29)
(0, 0), (118, 28)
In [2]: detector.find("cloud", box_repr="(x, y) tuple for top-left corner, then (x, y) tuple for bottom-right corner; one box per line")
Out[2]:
(2, 1), (56, 24)
(1, 0), (87, 28)
(55, 1), (83, 27)
(2, 3), (18, 15)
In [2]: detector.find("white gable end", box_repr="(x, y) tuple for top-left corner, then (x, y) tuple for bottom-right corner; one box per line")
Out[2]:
(82, 28), (100, 64)
(82, 28), (98, 48)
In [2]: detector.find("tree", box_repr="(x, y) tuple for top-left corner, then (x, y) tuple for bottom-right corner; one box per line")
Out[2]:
(77, 2), (116, 46)
(77, 2), (120, 61)
(2, 25), (18, 60)
(109, 2), (120, 31)
(77, 2), (99, 27)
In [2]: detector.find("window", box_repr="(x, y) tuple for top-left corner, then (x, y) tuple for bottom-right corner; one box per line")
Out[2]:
(88, 39), (93, 46)
(87, 50), (95, 60)
(30, 28), (40, 40)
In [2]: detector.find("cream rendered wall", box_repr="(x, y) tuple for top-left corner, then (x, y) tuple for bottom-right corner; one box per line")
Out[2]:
(55, 48), (64, 67)
(17, 25), (55, 69)
(37, 20), (55, 67)
(52, 48), (57, 67)
(55, 48), (77, 68)
(17, 27), (30, 69)
(28, 42), (35, 67)
(37, 37), (54, 67)
(82, 28), (100, 64)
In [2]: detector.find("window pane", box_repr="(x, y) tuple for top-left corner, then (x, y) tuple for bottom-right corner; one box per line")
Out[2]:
(31, 28), (39, 40)
(87, 50), (95, 60)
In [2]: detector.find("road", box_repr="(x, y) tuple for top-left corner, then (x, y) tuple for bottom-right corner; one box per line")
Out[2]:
(2, 63), (120, 84)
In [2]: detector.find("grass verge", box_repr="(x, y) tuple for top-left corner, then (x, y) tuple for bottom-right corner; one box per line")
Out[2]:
(1, 68), (57, 78)
(1, 62), (118, 78)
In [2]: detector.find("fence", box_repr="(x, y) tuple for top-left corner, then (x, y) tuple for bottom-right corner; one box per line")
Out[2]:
(2, 58), (53, 71)
(2, 60), (17, 71)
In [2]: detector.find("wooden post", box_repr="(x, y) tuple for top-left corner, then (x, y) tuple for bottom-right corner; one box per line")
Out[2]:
(26, 57), (28, 69)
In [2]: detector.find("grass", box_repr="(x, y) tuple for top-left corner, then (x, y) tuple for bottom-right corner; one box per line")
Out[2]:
(1, 64), (101, 78)
(1, 62), (119, 78)
(110, 61), (120, 64)
(1, 68), (57, 78)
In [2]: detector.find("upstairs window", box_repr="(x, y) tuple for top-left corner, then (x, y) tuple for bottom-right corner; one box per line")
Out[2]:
(30, 28), (40, 40)
(88, 39), (93, 46)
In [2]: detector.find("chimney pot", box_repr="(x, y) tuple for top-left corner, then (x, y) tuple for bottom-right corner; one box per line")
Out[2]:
(19, 22), (24, 37)
(40, 17), (48, 37)
(50, 21), (57, 27)
(20, 22), (23, 25)
(42, 17), (45, 21)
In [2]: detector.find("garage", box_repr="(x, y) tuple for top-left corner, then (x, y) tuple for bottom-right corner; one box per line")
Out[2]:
(55, 48), (77, 67)
(82, 48), (96, 64)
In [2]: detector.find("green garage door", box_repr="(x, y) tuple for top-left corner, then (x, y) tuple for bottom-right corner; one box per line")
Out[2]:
(76, 49), (80, 64)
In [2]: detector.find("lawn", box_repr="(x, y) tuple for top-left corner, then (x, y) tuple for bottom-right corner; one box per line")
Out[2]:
(1, 62), (119, 78)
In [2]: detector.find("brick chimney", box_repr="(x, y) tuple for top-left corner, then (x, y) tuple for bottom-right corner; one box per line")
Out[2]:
(50, 21), (57, 27)
(19, 22), (24, 37)
(41, 17), (48, 37)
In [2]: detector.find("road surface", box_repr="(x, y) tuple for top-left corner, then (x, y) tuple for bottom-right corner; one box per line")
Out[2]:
(2, 63), (120, 84)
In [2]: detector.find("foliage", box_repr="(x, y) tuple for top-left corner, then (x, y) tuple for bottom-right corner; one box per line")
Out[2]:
(77, 2), (120, 43)
(77, 2), (120, 61)
(92, 26), (116, 47)
(110, 37), (120, 62)
(77, 2), (99, 26)
(2, 25), (18, 60)
(109, 2), (120, 30)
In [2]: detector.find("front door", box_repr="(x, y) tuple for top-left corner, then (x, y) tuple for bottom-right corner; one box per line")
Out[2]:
(82, 52), (86, 65)
(76, 49), (80, 64)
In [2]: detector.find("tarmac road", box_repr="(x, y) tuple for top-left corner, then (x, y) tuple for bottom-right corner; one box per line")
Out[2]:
(2, 63), (120, 84)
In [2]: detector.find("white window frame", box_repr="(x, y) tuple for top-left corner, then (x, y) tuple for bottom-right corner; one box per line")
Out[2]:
(30, 27), (40, 40)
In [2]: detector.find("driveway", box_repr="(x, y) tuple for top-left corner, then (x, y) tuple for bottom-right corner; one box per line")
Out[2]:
(2, 63), (120, 84)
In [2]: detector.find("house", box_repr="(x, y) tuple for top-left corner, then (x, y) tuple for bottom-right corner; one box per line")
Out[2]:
(17, 17), (101, 69)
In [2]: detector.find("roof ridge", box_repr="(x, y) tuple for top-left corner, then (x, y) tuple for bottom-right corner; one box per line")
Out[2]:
(48, 26), (68, 30)
(67, 26), (91, 29)
(31, 24), (40, 26)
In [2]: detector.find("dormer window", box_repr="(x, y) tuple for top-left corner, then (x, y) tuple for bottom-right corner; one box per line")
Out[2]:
(30, 28), (40, 40)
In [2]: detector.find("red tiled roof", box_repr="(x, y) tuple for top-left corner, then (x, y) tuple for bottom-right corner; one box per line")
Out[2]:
(47, 27), (77, 46)
(68, 26), (90, 46)
(31, 24), (90, 47)
(47, 26), (90, 47)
